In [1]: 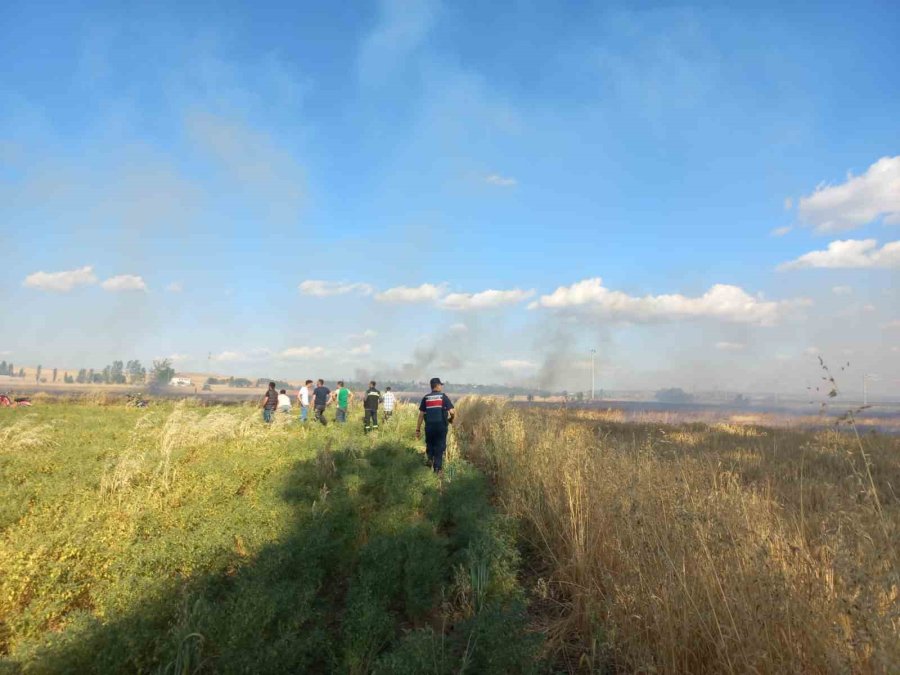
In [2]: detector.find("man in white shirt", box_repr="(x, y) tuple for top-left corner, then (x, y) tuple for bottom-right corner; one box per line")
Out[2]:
(277, 389), (292, 413)
(383, 386), (396, 421)
(297, 379), (312, 422)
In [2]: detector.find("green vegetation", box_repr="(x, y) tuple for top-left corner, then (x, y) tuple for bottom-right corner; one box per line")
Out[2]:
(1, 401), (538, 673)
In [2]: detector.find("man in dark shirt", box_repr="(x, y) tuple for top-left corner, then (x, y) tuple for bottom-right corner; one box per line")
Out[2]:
(363, 381), (381, 433)
(312, 379), (330, 426)
(416, 377), (455, 472)
(260, 381), (278, 423)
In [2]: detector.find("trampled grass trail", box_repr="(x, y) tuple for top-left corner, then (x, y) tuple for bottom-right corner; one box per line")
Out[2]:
(0, 401), (539, 674)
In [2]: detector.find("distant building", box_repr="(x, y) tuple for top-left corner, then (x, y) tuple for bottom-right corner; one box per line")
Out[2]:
(169, 377), (193, 387)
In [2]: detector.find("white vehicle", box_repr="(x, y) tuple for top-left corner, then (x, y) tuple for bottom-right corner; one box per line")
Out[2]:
(169, 377), (193, 387)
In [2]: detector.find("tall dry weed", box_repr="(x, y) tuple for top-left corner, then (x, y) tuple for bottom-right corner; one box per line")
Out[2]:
(455, 398), (900, 674)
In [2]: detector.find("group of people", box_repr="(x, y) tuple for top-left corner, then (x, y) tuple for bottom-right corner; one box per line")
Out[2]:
(260, 379), (396, 431)
(259, 377), (455, 472)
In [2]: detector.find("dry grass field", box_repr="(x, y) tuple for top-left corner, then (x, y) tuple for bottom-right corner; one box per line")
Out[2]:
(455, 399), (900, 674)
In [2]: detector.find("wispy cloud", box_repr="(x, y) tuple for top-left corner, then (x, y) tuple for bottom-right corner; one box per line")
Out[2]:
(374, 283), (445, 303)
(530, 278), (807, 325)
(101, 275), (147, 292)
(23, 265), (97, 292)
(281, 346), (328, 359)
(349, 344), (372, 356)
(798, 156), (900, 232)
(779, 239), (900, 270)
(484, 173), (517, 187)
(357, 0), (439, 85)
(832, 285), (853, 295)
(166, 282), (183, 293)
(440, 288), (534, 310)
(770, 226), (792, 237)
(715, 341), (746, 352)
(298, 280), (374, 297)
(186, 111), (305, 218)
(883, 319), (900, 330)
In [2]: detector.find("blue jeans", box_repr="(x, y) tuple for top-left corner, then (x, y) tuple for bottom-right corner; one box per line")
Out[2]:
(299, 406), (309, 422)
(425, 425), (448, 471)
(336, 407), (347, 423)
(263, 408), (274, 423)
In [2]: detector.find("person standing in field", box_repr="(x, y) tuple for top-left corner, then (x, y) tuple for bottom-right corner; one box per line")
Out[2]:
(277, 388), (292, 413)
(312, 379), (330, 426)
(383, 386), (396, 421)
(363, 381), (381, 433)
(416, 377), (455, 473)
(297, 379), (312, 422)
(260, 381), (278, 423)
(332, 381), (352, 423)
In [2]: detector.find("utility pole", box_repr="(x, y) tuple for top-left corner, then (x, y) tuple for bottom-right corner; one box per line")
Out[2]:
(590, 348), (596, 401)
(863, 373), (878, 405)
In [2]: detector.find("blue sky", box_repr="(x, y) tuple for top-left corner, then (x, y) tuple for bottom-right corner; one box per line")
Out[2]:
(1, 0), (898, 395)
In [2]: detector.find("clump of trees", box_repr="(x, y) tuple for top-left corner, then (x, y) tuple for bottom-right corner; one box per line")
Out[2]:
(655, 388), (694, 404)
(0, 361), (22, 377)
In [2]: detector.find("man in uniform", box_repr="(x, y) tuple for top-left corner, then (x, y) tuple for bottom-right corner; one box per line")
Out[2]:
(416, 377), (455, 472)
(363, 380), (381, 433)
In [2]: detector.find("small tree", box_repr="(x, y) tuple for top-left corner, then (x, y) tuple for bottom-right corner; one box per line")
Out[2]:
(36, 365), (42, 383)
(76, 368), (87, 384)
(151, 359), (176, 384)
(8, 363), (14, 377)
(0, 360), (7, 375)
(52, 367), (58, 383)
(18, 368), (24, 378)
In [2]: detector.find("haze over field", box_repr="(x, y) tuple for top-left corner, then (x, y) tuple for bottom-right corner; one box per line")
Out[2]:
(1, 1), (898, 397)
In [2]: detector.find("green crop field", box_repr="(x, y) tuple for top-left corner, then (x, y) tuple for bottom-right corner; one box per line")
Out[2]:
(0, 401), (537, 674)
(3, 398), (899, 674)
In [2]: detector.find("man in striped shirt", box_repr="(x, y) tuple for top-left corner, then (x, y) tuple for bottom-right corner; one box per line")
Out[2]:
(382, 387), (396, 421)
(416, 378), (455, 472)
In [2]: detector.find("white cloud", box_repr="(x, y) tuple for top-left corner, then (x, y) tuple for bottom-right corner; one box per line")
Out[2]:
(797, 156), (900, 232)
(883, 319), (900, 330)
(783, 197), (793, 211)
(298, 280), (374, 297)
(374, 283), (444, 303)
(779, 239), (900, 270)
(832, 285), (853, 295)
(530, 278), (805, 326)
(349, 344), (372, 356)
(715, 342), (746, 352)
(804, 346), (821, 356)
(485, 173), (517, 187)
(449, 323), (468, 333)
(350, 329), (378, 340)
(499, 359), (537, 371)
(440, 288), (534, 310)
(167, 353), (190, 362)
(166, 282), (183, 293)
(770, 226), (792, 237)
(281, 346), (328, 359)
(23, 265), (97, 292)
(101, 275), (147, 292)
(862, 304), (876, 312)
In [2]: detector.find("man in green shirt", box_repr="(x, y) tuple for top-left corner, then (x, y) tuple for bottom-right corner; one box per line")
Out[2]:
(331, 380), (353, 423)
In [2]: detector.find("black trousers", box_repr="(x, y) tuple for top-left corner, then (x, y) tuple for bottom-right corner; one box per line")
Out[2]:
(364, 409), (378, 431)
(425, 425), (448, 471)
(314, 406), (327, 425)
